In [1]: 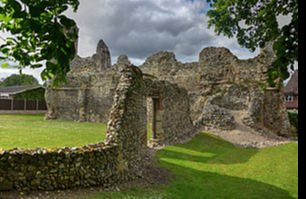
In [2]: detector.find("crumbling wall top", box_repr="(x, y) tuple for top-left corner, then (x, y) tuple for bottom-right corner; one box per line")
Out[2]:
(70, 39), (112, 74)
(93, 39), (112, 70)
(143, 51), (177, 66)
(199, 47), (238, 66)
(117, 54), (131, 65)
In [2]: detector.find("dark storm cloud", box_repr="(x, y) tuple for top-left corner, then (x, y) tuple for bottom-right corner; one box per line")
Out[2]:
(1, 0), (266, 81)
(66, 0), (244, 63)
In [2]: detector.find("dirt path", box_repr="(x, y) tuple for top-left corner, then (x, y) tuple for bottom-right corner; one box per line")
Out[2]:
(206, 110), (293, 148)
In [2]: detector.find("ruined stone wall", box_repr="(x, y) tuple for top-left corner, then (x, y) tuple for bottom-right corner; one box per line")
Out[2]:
(261, 88), (290, 136)
(106, 65), (147, 176)
(140, 47), (271, 120)
(46, 39), (291, 137)
(45, 40), (121, 123)
(0, 65), (148, 191)
(45, 88), (79, 120)
(145, 79), (195, 145)
(0, 144), (120, 191)
(46, 74), (119, 123)
(141, 45), (291, 136)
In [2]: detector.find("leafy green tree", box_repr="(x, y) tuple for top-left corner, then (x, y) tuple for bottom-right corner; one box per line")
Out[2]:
(0, 74), (39, 87)
(207, 0), (298, 86)
(0, 0), (79, 84)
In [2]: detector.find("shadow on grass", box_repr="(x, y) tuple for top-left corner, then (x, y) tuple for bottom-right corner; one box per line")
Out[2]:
(150, 133), (294, 198)
(154, 161), (295, 199)
(89, 133), (295, 199)
(158, 133), (259, 164)
(89, 162), (294, 199)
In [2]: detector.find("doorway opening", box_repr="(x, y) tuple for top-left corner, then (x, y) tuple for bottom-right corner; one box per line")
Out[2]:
(147, 96), (162, 146)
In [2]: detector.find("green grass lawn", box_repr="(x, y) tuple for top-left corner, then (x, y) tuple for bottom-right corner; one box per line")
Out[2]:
(0, 114), (106, 149)
(0, 114), (153, 149)
(0, 114), (298, 198)
(91, 134), (298, 199)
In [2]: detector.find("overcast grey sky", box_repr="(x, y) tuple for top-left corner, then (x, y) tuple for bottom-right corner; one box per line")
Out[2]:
(0, 0), (297, 83)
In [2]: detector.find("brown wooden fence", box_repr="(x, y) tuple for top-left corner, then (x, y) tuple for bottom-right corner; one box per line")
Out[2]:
(0, 99), (47, 111)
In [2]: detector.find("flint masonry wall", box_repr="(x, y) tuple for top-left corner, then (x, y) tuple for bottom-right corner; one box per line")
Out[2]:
(141, 45), (291, 136)
(0, 65), (148, 192)
(105, 65), (147, 175)
(256, 88), (291, 137)
(45, 39), (197, 145)
(144, 79), (195, 145)
(140, 47), (272, 120)
(45, 40), (120, 123)
(46, 39), (292, 137)
(0, 144), (120, 191)
(45, 69), (119, 123)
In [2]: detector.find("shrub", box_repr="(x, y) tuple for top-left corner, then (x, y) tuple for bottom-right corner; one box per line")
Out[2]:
(288, 110), (298, 132)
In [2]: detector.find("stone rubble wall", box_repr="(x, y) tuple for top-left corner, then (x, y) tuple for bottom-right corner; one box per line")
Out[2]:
(105, 65), (148, 176)
(262, 88), (291, 136)
(140, 47), (271, 120)
(0, 65), (149, 192)
(46, 66), (120, 123)
(144, 79), (195, 145)
(194, 95), (236, 131)
(45, 88), (80, 121)
(45, 40), (121, 123)
(141, 45), (291, 137)
(0, 144), (120, 191)
(46, 39), (292, 138)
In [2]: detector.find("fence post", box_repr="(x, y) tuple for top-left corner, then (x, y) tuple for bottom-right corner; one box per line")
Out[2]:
(36, 99), (39, 110)
(24, 99), (27, 110)
(11, 98), (13, 110)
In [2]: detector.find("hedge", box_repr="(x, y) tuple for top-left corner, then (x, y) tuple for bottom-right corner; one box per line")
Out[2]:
(288, 111), (298, 131)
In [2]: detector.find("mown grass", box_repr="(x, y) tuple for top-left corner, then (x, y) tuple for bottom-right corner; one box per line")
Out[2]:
(0, 114), (153, 149)
(0, 114), (106, 149)
(0, 114), (298, 198)
(90, 134), (298, 199)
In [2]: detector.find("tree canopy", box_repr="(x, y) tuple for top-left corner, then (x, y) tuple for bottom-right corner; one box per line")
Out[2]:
(207, 0), (298, 86)
(0, 73), (39, 87)
(0, 0), (79, 84)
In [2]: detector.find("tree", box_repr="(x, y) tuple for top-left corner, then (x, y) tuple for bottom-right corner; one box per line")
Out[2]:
(206, 0), (298, 87)
(0, 74), (39, 87)
(0, 0), (79, 84)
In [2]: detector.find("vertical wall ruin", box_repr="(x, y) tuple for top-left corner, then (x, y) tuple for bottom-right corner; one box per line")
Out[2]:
(263, 88), (292, 136)
(106, 65), (147, 175)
